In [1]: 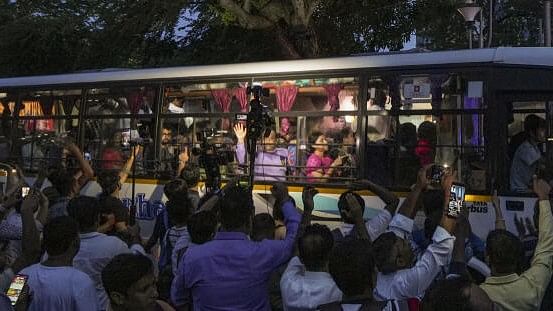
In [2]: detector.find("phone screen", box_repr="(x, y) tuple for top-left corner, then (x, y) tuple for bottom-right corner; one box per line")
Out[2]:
(21, 187), (30, 198)
(6, 274), (28, 306)
(448, 183), (465, 218)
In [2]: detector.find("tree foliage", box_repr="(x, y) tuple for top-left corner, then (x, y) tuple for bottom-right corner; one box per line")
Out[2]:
(0, 0), (547, 77)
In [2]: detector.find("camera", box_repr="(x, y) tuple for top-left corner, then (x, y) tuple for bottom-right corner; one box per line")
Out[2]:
(192, 128), (234, 192)
(245, 84), (274, 145)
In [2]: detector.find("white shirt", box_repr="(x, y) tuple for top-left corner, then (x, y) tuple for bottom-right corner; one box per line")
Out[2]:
(374, 226), (455, 301)
(73, 232), (133, 310)
(20, 264), (98, 311)
(281, 257), (343, 310)
(510, 141), (542, 191)
(339, 210), (392, 242)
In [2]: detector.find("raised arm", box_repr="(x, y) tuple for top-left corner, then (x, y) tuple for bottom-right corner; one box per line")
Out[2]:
(118, 146), (142, 185)
(491, 190), (506, 230)
(66, 142), (94, 188)
(177, 146), (189, 177)
(397, 166), (429, 218)
(234, 123), (247, 165)
(521, 176), (553, 298)
(300, 186), (318, 231)
(11, 191), (41, 273)
(344, 192), (370, 240)
(351, 179), (399, 216)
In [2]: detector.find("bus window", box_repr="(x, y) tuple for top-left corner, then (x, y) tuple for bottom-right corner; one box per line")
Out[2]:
(370, 74), (488, 191)
(508, 102), (547, 192)
(7, 89), (82, 172)
(298, 115), (359, 184)
(84, 86), (157, 176)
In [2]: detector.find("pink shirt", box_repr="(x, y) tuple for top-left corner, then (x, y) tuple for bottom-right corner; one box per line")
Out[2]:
(306, 153), (333, 182)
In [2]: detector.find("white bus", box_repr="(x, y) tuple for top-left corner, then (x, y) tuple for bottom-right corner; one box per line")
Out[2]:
(0, 47), (552, 238)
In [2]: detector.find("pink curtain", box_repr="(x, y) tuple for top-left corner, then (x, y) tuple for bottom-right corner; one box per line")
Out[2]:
(233, 87), (248, 112)
(324, 84), (343, 111)
(211, 89), (232, 130)
(276, 85), (298, 136)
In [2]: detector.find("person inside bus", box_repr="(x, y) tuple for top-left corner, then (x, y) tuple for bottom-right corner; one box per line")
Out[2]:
(305, 131), (345, 183)
(329, 127), (357, 180)
(233, 123), (289, 182)
(415, 121), (437, 167)
(510, 114), (547, 192)
(396, 122), (420, 187)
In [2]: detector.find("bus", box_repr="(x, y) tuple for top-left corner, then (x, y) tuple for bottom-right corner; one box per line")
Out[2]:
(0, 47), (552, 238)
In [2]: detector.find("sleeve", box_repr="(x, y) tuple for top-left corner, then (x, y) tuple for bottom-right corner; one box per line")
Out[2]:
(172, 255), (191, 308)
(279, 256), (304, 305)
(305, 155), (321, 176)
(385, 213), (413, 240)
(393, 226), (455, 299)
(236, 143), (246, 165)
(520, 144), (542, 166)
(75, 277), (100, 311)
(366, 210), (393, 241)
(520, 200), (553, 305)
(257, 201), (301, 273)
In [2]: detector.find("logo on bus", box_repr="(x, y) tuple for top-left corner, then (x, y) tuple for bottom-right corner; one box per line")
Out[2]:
(121, 193), (165, 220)
(468, 201), (488, 214)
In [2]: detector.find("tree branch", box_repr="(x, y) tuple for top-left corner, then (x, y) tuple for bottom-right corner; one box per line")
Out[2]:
(243, 0), (251, 13)
(218, 0), (273, 29)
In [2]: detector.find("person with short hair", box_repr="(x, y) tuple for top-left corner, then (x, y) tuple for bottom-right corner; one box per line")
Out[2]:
(180, 163), (201, 210)
(252, 213), (276, 242)
(319, 239), (387, 310)
(280, 224), (342, 310)
(162, 199), (191, 276)
(172, 183), (301, 310)
(422, 276), (495, 311)
(372, 168), (456, 305)
(20, 216), (98, 311)
(480, 177), (553, 311)
(102, 253), (174, 311)
(510, 114), (547, 192)
(68, 196), (144, 310)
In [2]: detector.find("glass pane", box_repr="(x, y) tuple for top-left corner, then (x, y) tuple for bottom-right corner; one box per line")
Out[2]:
(14, 89), (82, 117)
(86, 87), (156, 115)
(83, 118), (155, 177)
(13, 119), (79, 171)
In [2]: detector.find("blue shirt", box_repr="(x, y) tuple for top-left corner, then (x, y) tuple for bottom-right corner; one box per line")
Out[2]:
(172, 200), (301, 311)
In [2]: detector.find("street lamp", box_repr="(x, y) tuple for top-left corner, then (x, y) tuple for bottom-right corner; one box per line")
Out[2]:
(457, 0), (482, 49)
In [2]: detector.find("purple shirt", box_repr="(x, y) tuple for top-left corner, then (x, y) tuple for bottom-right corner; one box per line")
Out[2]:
(236, 143), (288, 181)
(171, 201), (300, 310)
(306, 153), (333, 182)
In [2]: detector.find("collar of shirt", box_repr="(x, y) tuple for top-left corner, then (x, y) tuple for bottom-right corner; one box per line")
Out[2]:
(213, 231), (250, 241)
(484, 273), (520, 285)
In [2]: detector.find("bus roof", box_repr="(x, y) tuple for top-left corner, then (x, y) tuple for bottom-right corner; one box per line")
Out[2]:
(0, 47), (552, 88)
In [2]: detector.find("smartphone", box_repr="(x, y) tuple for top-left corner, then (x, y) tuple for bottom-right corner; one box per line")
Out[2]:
(6, 274), (28, 306)
(428, 165), (445, 184)
(21, 187), (30, 198)
(448, 183), (466, 218)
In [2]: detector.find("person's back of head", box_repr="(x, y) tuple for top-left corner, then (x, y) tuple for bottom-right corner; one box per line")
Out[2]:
(188, 211), (218, 244)
(218, 185), (253, 232)
(98, 195), (129, 227)
(524, 114), (546, 137)
(48, 168), (76, 198)
(97, 170), (121, 196)
(299, 224), (334, 271)
(44, 216), (80, 259)
(418, 121), (437, 145)
(67, 196), (100, 232)
(337, 191), (365, 224)
(101, 253), (158, 311)
(166, 199), (191, 227)
(398, 122), (417, 149)
(180, 163), (200, 188)
(422, 189), (445, 234)
(422, 276), (495, 311)
(252, 213), (275, 241)
(372, 231), (400, 274)
(163, 178), (188, 202)
(329, 239), (374, 298)
(486, 229), (524, 275)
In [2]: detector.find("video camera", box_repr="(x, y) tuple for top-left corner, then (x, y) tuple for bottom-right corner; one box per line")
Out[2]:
(244, 84), (274, 146)
(191, 128), (234, 192)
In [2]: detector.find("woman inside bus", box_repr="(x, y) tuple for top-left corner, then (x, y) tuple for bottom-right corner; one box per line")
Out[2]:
(234, 123), (288, 182)
(415, 121), (437, 167)
(305, 131), (345, 183)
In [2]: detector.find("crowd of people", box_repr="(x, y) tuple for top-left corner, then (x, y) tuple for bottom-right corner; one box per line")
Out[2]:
(0, 122), (553, 311)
